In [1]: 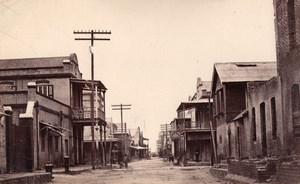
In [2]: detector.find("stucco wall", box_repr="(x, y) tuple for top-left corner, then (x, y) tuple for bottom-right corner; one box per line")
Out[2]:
(0, 115), (6, 173)
(28, 87), (72, 169)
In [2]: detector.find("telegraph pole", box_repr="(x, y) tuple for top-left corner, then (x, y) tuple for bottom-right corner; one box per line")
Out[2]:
(208, 97), (217, 165)
(112, 104), (131, 156)
(160, 124), (171, 160)
(74, 30), (111, 170)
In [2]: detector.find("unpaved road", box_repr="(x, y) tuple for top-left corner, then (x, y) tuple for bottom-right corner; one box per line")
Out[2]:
(50, 157), (227, 184)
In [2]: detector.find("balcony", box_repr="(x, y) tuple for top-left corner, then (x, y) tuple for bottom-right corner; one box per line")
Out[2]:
(72, 107), (105, 121)
(180, 121), (211, 131)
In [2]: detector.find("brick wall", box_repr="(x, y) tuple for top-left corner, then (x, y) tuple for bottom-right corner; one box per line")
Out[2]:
(0, 173), (52, 184)
(274, 0), (300, 65)
(276, 161), (300, 183)
(274, 0), (300, 156)
(228, 159), (271, 182)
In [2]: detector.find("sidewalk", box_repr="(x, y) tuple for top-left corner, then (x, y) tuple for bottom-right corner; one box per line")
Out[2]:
(0, 164), (96, 184)
(0, 171), (51, 184)
(51, 164), (93, 175)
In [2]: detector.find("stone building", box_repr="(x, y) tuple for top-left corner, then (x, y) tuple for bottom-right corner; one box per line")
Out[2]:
(220, 76), (282, 182)
(211, 62), (277, 161)
(212, 1), (300, 182)
(231, 77), (282, 159)
(0, 53), (107, 173)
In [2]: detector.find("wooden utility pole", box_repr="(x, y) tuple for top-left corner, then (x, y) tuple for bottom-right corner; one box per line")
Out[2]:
(112, 104), (131, 155)
(160, 124), (171, 160)
(208, 97), (217, 165)
(74, 30), (111, 170)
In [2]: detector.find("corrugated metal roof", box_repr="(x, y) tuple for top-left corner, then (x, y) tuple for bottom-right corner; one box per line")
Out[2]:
(215, 62), (277, 83)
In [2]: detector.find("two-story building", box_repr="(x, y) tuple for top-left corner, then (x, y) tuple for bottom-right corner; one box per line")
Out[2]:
(129, 127), (149, 159)
(0, 53), (107, 173)
(211, 62), (277, 161)
(170, 78), (214, 165)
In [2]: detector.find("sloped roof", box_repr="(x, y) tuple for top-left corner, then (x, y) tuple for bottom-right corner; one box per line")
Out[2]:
(177, 99), (211, 111)
(214, 62), (277, 83)
(0, 53), (78, 70)
(71, 78), (107, 90)
(211, 62), (277, 93)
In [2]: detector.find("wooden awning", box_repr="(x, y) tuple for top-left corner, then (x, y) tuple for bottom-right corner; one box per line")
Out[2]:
(40, 121), (70, 136)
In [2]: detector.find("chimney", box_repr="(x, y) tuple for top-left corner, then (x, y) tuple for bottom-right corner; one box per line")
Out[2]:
(197, 78), (203, 88)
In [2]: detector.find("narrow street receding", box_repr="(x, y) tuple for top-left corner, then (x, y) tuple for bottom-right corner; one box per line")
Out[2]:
(51, 158), (224, 184)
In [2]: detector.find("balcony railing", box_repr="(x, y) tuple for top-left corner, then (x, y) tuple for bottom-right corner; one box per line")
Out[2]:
(178, 121), (211, 131)
(72, 107), (105, 120)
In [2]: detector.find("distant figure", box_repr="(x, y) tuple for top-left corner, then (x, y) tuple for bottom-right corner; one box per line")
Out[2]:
(169, 153), (174, 168)
(118, 152), (123, 164)
(195, 151), (199, 162)
(124, 154), (128, 169)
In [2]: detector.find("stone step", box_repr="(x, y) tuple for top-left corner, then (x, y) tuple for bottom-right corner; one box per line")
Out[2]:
(215, 163), (228, 169)
(185, 162), (211, 166)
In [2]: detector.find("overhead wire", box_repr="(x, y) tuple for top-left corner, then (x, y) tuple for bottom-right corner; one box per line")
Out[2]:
(0, 0), (39, 55)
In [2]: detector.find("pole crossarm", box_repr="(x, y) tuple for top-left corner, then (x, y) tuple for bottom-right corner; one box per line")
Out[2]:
(74, 30), (111, 34)
(112, 108), (131, 110)
(111, 104), (131, 156)
(112, 104), (131, 107)
(75, 38), (110, 41)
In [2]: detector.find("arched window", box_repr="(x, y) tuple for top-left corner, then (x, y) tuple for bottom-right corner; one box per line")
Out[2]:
(288, 0), (296, 50)
(291, 84), (300, 136)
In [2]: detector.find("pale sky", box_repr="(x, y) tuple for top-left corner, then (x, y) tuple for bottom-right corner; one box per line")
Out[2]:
(0, 0), (276, 151)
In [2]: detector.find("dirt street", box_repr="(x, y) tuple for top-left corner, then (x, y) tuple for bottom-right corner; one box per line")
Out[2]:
(50, 157), (227, 184)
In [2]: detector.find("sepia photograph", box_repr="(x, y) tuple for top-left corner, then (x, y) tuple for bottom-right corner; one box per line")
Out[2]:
(0, 0), (299, 183)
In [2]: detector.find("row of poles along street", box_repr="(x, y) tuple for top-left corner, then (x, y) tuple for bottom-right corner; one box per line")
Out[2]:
(74, 30), (132, 169)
